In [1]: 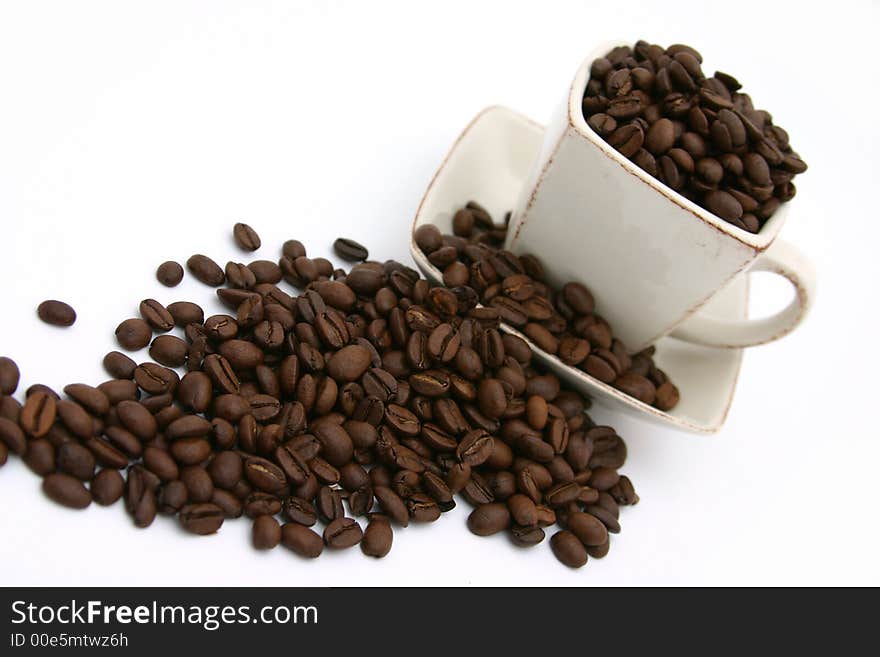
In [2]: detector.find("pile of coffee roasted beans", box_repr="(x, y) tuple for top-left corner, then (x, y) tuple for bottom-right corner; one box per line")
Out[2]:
(582, 41), (808, 233)
(0, 222), (638, 569)
(416, 202), (679, 412)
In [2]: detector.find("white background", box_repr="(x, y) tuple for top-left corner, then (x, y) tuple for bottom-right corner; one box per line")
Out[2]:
(0, 0), (877, 586)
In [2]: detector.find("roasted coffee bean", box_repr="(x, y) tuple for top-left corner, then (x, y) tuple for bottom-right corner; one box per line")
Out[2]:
(281, 523), (324, 558)
(23, 439), (55, 475)
(91, 469), (125, 506)
(456, 429), (494, 466)
(37, 300), (77, 327)
(156, 261), (184, 287)
(20, 391), (57, 438)
(510, 524), (546, 547)
(138, 299), (174, 332)
(468, 503), (511, 536)
(167, 301), (205, 327)
(361, 516), (393, 557)
(244, 456), (287, 492)
(233, 222), (262, 251)
(103, 351), (137, 379)
(252, 515), (282, 549)
(324, 517), (363, 548)
(181, 466), (214, 502)
(248, 260), (282, 285)
(115, 318), (152, 351)
(551, 529), (588, 568)
(187, 254), (226, 287)
(204, 355), (240, 394)
(55, 400), (93, 439)
(43, 473), (92, 509)
(57, 442), (96, 480)
(179, 503), (225, 534)
(0, 357), (19, 395)
(333, 237), (369, 262)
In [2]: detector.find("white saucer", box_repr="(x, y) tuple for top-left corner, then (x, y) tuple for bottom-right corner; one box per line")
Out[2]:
(410, 106), (747, 434)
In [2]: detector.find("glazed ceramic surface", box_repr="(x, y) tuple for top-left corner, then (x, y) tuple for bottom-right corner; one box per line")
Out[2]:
(411, 105), (748, 433)
(506, 42), (815, 352)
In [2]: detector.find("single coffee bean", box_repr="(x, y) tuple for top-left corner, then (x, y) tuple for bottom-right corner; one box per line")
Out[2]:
(23, 439), (55, 475)
(324, 517), (364, 548)
(115, 318), (152, 351)
(233, 222), (262, 251)
(510, 524), (546, 547)
(0, 357), (19, 395)
(20, 391), (57, 438)
(156, 261), (184, 287)
(281, 522), (324, 558)
(57, 442), (96, 480)
(550, 529), (588, 568)
(187, 254), (226, 286)
(139, 299), (175, 332)
(361, 516), (393, 558)
(167, 301), (205, 326)
(43, 473), (92, 509)
(103, 351), (137, 379)
(566, 511), (609, 547)
(37, 300), (77, 327)
(467, 503), (511, 536)
(252, 515), (282, 549)
(333, 237), (369, 262)
(179, 503), (225, 535)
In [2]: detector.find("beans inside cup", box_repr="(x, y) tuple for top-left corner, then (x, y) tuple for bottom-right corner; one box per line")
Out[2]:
(582, 40), (808, 233)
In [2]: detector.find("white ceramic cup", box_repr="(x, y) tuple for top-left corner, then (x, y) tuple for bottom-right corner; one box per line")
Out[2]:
(506, 43), (816, 353)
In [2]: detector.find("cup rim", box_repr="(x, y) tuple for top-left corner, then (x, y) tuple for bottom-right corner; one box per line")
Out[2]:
(566, 40), (788, 251)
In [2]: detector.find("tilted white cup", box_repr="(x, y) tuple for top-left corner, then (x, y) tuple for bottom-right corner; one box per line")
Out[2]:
(506, 42), (816, 352)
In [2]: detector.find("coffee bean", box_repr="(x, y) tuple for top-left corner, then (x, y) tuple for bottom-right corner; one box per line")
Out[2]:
(43, 473), (92, 509)
(167, 301), (205, 327)
(510, 524), (545, 547)
(37, 300), (77, 327)
(23, 439), (55, 475)
(233, 222), (261, 251)
(550, 530), (588, 568)
(467, 503), (511, 536)
(91, 469), (125, 506)
(324, 517), (363, 548)
(156, 261), (184, 287)
(117, 401), (157, 441)
(20, 391), (56, 438)
(187, 254), (226, 287)
(0, 357), (19, 395)
(252, 515), (282, 549)
(139, 299), (175, 333)
(115, 318), (152, 351)
(57, 442), (96, 480)
(179, 503), (225, 534)
(456, 429), (494, 466)
(333, 238), (369, 262)
(281, 522), (324, 558)
(361, 516), (393, 557)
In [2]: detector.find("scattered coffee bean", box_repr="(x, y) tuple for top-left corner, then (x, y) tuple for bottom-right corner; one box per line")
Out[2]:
(43, 473), (92, 509)
(233, 223), (262, 251)
(333, 238), (369, 262)
(156, 261), (184, 287)
(252, 515), (282, 549)
(37, 300), (77, 327)
(186, 254), (226, 287)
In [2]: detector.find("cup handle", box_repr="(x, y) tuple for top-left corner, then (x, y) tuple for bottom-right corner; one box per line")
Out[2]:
(670, 239), (816, 348)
